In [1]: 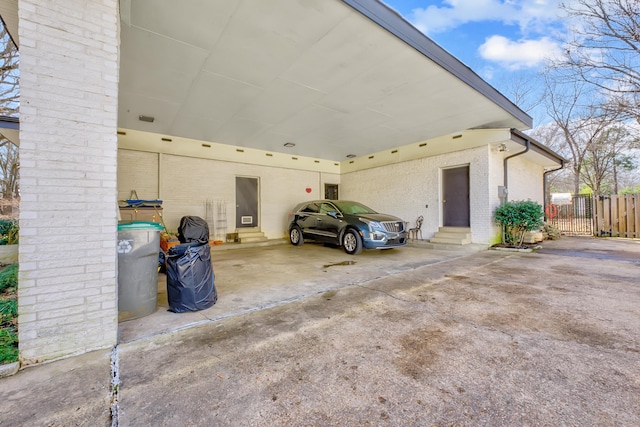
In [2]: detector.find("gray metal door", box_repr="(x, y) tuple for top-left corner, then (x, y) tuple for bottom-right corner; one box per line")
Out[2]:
(236, 177), (258, 228)
(442, 166), (470, 227)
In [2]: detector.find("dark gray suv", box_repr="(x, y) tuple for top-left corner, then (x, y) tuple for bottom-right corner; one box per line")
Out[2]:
(287, 200), (408, 255)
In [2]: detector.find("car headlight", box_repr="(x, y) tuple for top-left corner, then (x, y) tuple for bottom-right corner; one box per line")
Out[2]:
(360, 219), (386, 233)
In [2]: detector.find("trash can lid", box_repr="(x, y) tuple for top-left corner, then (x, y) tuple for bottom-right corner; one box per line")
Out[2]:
(117, 221), (164, 231)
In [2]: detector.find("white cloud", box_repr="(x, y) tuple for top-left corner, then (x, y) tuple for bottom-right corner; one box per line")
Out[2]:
(478, 35), (561, 69)
(407, 0), (564, 35)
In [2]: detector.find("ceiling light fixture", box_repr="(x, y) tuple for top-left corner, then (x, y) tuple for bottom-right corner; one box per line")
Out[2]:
(346, 154), (356, 158)
(284, 142), (295, 147)
(138, 115), (155, 123)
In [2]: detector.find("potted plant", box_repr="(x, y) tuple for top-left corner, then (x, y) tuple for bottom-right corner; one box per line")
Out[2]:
(493, 200), (544, 249)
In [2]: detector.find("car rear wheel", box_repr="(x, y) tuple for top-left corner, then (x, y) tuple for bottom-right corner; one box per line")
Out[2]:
(290, 226), (304, 246)
(342, 229), (362, 255)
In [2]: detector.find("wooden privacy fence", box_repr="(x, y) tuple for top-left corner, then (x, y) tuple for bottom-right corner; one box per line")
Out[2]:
(594, 194), (640, 238)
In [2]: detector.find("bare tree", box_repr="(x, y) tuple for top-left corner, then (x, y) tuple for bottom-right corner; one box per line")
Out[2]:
(542, 75), (624, 194)
(498, 72), (545, 114)
(0, 24), (18, 116)
(0, 137), (18, 197)
(560, 0), (640, 119)
(0, 21), (19, 215)
(581, 125), (636, 194)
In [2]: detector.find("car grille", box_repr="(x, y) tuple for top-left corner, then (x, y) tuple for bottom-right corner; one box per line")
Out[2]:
(382, 221), (404, 232)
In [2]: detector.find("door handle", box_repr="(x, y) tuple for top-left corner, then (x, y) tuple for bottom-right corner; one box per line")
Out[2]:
(443, 199), (447, 204)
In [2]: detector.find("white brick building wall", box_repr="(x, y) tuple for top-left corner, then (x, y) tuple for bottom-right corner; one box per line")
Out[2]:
(341, 146), (498, 243)
(118, 149), (340, 239)
(506, 156), (545, 202)
(340, 145), (546, 245)
(118, 142), (547, 248)
(18, 0), (120, 363)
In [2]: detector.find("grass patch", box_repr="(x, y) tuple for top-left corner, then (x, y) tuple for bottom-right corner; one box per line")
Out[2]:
(0, 297), (17, 320)
(0, 263), (18, 293)
(0, 326), (18, 364)
(0, 263), (18, 364)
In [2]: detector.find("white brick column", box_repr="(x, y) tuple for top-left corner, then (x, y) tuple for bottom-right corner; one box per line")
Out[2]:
(18, 0), (120, 363)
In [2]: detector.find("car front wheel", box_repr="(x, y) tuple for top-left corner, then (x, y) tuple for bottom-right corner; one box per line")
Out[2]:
(290, 226), (304, 246)
(342, 229), (362, 255)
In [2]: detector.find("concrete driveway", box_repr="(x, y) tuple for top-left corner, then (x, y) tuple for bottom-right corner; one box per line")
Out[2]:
(118, 241), (484, 343)
(1, 237), (639, 426)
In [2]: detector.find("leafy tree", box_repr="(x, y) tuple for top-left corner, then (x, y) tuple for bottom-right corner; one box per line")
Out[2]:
(620, 183), (640, 194)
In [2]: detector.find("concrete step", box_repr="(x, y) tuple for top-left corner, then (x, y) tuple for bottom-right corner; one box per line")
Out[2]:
(439, 227), (471, 234)
(429, 236), (472, 245)
(429, 227), (472, 245)
(239, 236), (269, 243)
(236, 228), (268, 244)
(237, 231), (265, 238)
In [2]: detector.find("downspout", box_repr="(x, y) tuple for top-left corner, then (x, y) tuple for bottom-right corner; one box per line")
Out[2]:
(502, 135), (530, 203)
(543, 160), (565, 210)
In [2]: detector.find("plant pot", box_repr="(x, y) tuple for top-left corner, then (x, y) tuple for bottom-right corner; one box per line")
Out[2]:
(0, 361), (19, 378)
(0, 244), (18, 264)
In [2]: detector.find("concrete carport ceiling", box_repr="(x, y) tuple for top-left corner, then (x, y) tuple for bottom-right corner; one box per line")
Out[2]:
(118, 0), (532, 162)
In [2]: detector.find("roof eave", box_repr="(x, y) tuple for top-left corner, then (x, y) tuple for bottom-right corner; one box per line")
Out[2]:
(510, 128), (567, 165)
(342, 0), (533, 130)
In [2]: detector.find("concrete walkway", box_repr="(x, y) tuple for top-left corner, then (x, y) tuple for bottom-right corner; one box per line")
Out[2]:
(1, 237), (638, 426)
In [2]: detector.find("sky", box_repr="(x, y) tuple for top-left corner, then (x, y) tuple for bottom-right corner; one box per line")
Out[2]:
(381, 0), (570, 122)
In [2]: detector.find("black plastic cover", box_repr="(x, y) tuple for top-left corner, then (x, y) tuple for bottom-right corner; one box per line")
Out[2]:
(166, 242), (217, 313)
(177, 216), (210, 244)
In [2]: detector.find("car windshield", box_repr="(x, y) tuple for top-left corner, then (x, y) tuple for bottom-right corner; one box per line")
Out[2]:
(332, 201), (378, 215)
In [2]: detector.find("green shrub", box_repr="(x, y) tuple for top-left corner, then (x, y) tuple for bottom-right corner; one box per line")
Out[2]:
(0, 326), (18, 364)
(494, 200), (544, 246)
(0, 264), (18, 293)
(0, 219), (18, 245)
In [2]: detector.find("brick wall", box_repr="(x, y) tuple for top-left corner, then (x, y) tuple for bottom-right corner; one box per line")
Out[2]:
(117, 150), (159, 201)
(507, 156), (545, 203)
(119, 142), (547, 248)
(118, 149), (340, 239)
(18, 0), (120, 363)
(341, 146), (498, 244)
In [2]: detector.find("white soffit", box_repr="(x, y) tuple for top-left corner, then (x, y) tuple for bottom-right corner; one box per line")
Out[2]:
(118, 0), (531, 161)
(0, 0), (18, 47)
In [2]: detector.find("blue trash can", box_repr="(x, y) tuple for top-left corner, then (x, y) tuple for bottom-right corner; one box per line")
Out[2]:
(117, 221), (164, 321)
